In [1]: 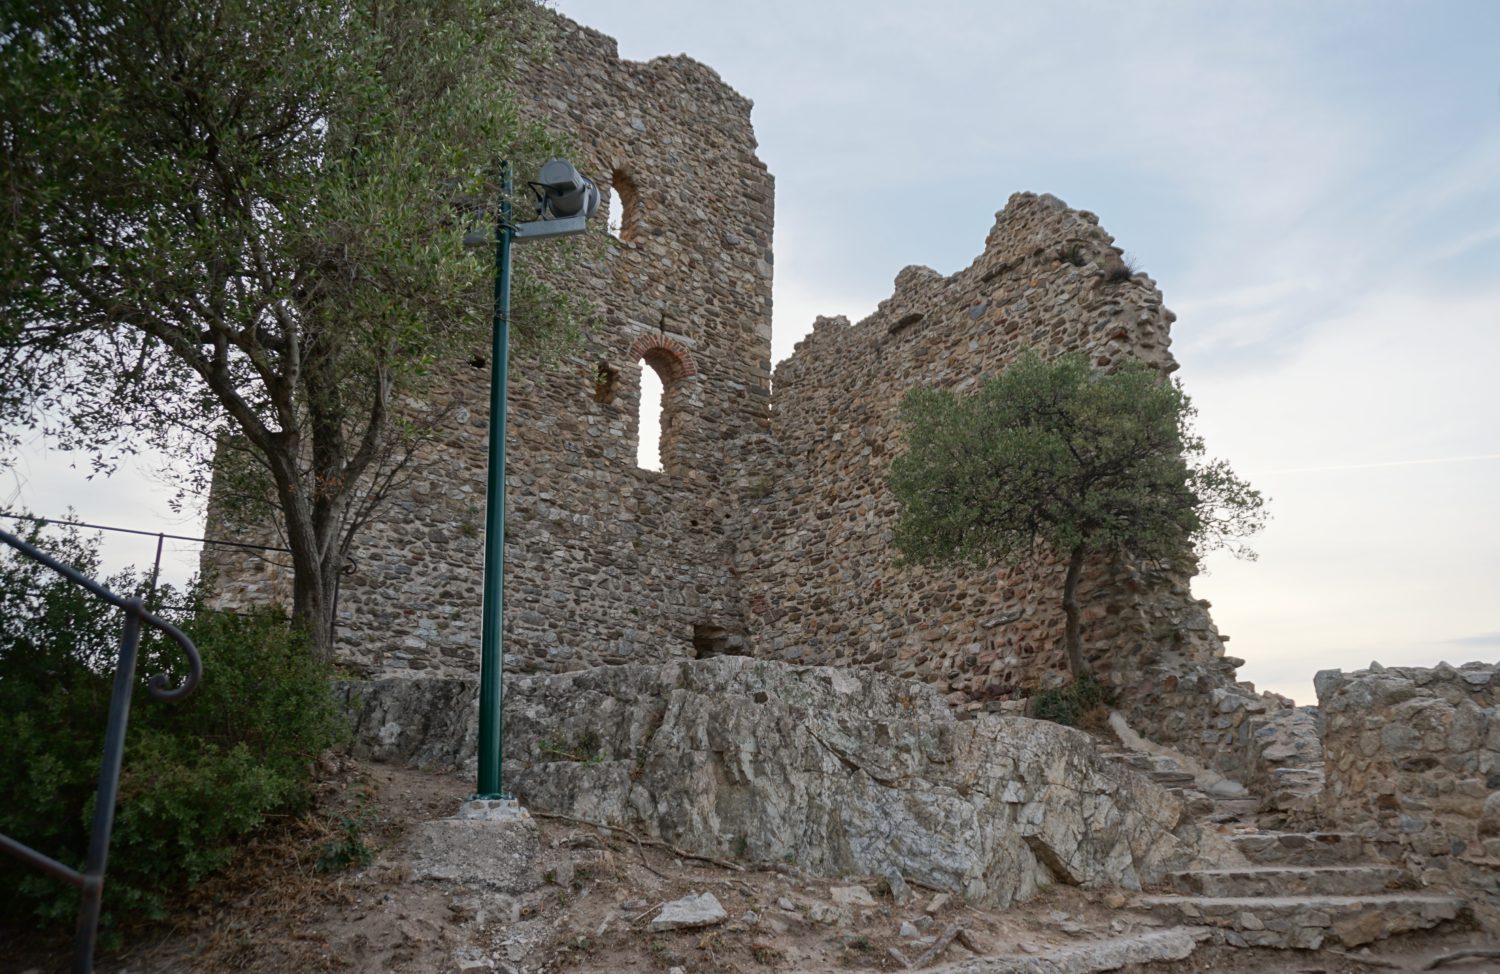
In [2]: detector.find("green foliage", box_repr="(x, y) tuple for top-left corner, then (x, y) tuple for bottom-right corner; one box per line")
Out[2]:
(890, 352), (1265, 677)
(538, 729), (603, 766)
(890, 352), (1266, 570)
(315, 813), (375, 874)
(0, 0), (596, 654)
(0, 520), (346, 940)
(1030, 676), (1112, 726)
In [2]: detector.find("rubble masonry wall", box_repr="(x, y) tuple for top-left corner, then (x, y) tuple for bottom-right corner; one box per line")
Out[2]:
(205, 10), (1269, 783)
(1319, 662), (1500, 887)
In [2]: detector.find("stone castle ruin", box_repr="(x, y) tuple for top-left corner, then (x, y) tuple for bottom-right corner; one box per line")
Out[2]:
(208, 11), (1244, 775)
(208, 10), (1500, 952)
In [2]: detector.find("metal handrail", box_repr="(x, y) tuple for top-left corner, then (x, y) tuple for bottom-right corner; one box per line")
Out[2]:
(0, 527), (203, 974)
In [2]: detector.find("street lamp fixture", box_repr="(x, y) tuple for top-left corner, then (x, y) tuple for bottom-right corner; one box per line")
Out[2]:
(469, 158), (598, 801)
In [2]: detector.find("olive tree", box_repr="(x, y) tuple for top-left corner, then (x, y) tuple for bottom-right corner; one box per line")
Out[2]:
(0, 0), (589, 656)
(889, 352), (1266, 679)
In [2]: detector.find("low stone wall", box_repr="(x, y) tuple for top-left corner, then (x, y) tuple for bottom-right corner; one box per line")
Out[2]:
(1319, 661), (1500, 887)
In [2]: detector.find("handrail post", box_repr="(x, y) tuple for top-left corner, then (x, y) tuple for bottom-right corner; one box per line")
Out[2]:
(0, 530), (201, 973)
(73, 603), (142, 973)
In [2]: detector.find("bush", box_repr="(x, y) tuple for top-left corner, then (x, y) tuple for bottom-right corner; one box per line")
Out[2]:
(0, 520), (346, 941)
(1030, 675), (1113, 727)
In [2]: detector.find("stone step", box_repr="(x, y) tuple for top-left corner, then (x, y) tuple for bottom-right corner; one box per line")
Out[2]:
(1231, 831), (1364, 865)
(1173, 789), (1216, 818)
(1168, 864), (1408, 898)
(925, 927), (1210, 974)
(1137, 893), (1465, 950)
(1151, 771), (1198, 788)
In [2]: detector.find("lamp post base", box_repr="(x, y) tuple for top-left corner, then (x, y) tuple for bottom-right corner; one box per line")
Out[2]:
(458, 797), (526, 821)
(408, 800), (540, 893)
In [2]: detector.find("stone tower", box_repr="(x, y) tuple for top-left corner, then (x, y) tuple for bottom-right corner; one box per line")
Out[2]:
(207, 12), (776, 675)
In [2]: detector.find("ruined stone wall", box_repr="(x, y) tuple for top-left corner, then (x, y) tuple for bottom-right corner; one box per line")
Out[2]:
(202, 13), (1261, 780)
(206, 12), (774, 676)
(1319, 662), (1500, 888)
(733, 194), (1244, 773)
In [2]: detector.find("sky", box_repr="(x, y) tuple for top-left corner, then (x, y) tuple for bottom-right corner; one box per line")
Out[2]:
(7, 1), (1498, 704)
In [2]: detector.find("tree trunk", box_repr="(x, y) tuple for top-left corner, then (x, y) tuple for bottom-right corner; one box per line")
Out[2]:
(291, 554), (339, 660)
(1061, 543), (1092, 680)
(269, 450), (343, 661)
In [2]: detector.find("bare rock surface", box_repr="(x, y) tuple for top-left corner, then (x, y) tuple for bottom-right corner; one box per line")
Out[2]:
(497, 656), (1230, 907)
(928, 927), (1209, 973)
(649, 892), (728, 931)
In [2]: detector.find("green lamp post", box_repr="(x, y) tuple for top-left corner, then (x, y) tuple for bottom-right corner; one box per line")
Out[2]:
(470, 158), (599, 800)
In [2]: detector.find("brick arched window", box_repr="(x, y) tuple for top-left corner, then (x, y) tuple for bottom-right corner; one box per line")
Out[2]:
(629, 334), (696, 473)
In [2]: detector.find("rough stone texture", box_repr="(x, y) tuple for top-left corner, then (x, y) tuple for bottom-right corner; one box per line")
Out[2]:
(1319, 661), (1500, 893)
(1168, 864), (1406, 898)
(336, 677), (478, 770)
(1106, 699), (1323, 825)
(1230, 831), (1366, 866)
(733, 200), (1240, 777)
(927, 928), (1208, 974)
(200, 9), (1257, 782)
(405, 812), (541, 894)
(1138, 892), (1464, 950)
(498, 657), (1231, 908)
(649, 892), (727, 932)
(206, 8), (776, 679)
(1202, 686), (1325, 821)
(340, 658), (1234, 907)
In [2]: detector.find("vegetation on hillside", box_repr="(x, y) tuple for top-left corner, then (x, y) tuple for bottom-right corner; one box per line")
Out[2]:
(0, 520), (346, 941)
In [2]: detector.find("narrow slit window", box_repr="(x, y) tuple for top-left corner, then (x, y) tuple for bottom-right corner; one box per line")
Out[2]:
(606, 187), (625, 239)
(637, 360), (664, 471)
(609, 168), (639, 243)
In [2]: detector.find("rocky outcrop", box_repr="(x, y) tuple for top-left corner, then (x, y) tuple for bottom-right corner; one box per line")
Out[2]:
(342, 658), (1233, 907)
(501, 657), (1231, 907)
(336, 677), (478, 770)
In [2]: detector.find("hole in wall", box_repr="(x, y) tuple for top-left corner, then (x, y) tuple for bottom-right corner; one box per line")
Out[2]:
(606, 186), (624, 239)
(593, 361), (619, 404)
(608, 168), (639, 242)
(692, 624), (750, 659)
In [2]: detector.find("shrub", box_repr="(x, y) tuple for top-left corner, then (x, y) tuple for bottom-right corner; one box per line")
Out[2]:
(1102, 253), (1138, 283)
(1030, 675), (1113, 727)
(315, 813), (375, 874)
(0, 520), (346, 942)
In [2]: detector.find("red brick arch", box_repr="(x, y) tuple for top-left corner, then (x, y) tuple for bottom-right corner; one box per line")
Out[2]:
(629, 333), (698, 382)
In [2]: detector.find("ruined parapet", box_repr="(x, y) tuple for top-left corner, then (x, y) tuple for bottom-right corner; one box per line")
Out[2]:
(735, 192), (1241, 771)
(1319, 661), (1500, 896)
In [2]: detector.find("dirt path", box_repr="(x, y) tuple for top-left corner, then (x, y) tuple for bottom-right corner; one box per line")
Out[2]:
(6, 758), (1493, 974)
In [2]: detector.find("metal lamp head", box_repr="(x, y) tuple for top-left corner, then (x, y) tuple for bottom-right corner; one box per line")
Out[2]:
(534, 158), (600, 220)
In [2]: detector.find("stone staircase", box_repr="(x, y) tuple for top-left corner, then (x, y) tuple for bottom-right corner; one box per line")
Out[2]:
(1097, 735), (1471, 952)
(1141, 830), (1467, 949)
(1097, 745), (1257, 824)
